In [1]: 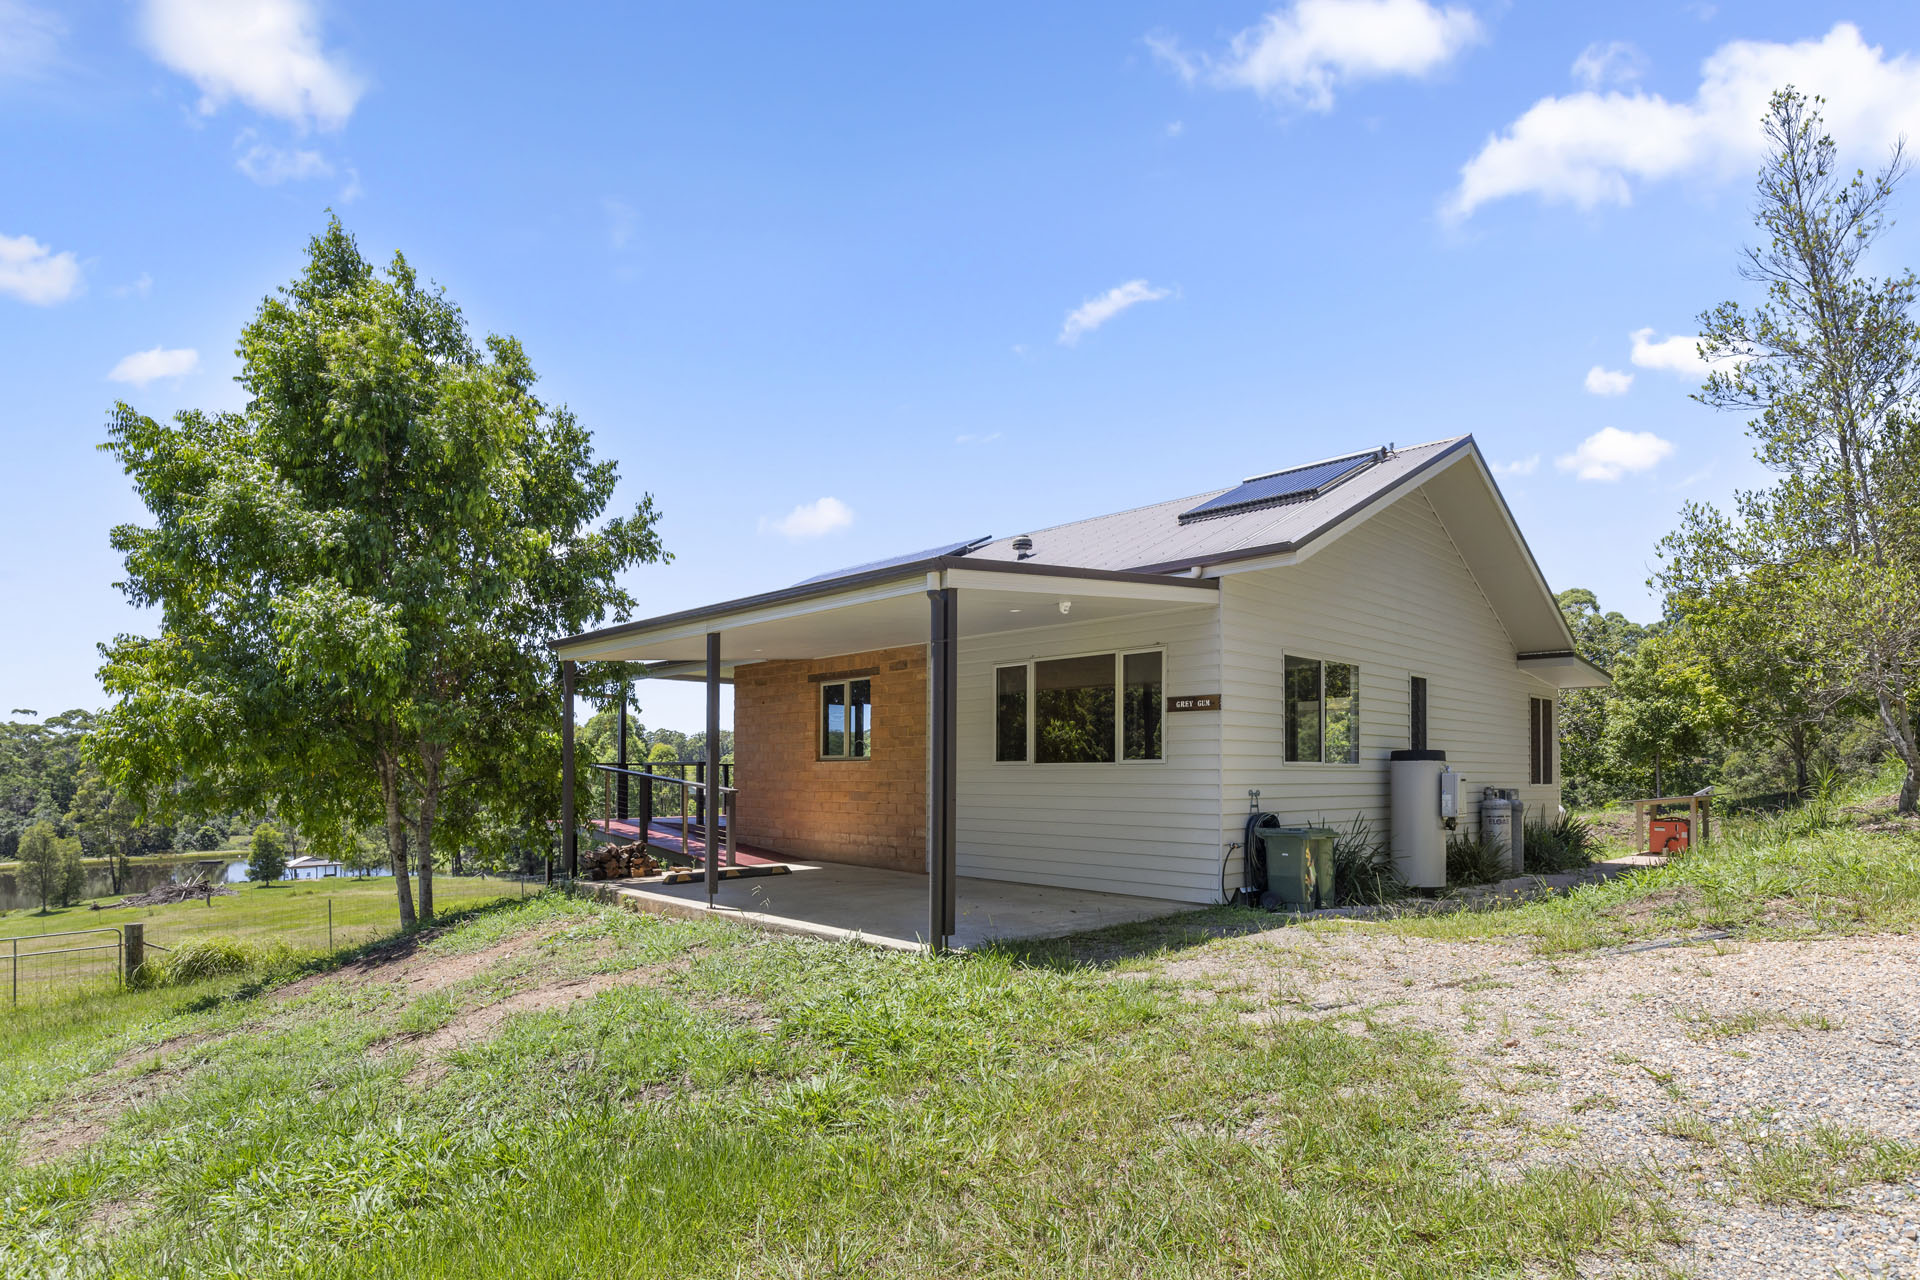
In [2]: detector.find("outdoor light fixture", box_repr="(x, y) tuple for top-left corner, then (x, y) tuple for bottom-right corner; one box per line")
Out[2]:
(1058, 600), (1072, 616)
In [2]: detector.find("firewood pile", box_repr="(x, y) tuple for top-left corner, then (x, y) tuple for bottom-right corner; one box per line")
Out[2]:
(584, 842), (662, 881)
(98, 879), (235, 909)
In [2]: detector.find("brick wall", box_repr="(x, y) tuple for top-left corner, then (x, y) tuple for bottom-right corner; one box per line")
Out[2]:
(732, 645), (927, 872)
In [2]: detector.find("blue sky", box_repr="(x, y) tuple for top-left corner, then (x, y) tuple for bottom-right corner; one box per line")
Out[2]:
(7, 0), (1920, 731)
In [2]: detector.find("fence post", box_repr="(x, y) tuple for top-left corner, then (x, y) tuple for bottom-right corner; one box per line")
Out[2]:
(329, 899), (334, 951)
(10, 938), (16, 1005)
(123, 923), (144, 983)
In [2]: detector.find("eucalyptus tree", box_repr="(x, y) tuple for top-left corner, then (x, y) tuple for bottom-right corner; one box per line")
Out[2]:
(94, 218), (667, 926)
(1660, 89), (1920, 812)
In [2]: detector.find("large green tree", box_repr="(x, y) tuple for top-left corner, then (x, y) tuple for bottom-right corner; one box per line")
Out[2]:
(1661, 89), (1920, 812)
(1553, 588), (1649, 806)
(94, 218), (667, 926)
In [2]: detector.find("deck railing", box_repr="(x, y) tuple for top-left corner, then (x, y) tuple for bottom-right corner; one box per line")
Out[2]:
(589, 761), (736, 869)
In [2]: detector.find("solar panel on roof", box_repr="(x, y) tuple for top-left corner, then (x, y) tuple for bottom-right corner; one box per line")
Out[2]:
(795, 536), (993, 586)
(1178, 448), (1386, 523)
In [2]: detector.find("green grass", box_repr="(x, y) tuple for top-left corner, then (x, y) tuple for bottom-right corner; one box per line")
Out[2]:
(1353, 778), (1920, 954)
(0, 875), (527, 946)
(0, 876), (527, 1004)
(0, 892), (1672, 1279)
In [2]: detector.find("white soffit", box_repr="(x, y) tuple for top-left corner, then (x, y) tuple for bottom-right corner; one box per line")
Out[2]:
(1517, 652), (1612, 689)
(558, 570), (1216, 665)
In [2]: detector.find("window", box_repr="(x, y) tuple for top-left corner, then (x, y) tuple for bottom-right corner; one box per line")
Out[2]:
(994, 666), (1027, 763)
(1123, 651), (1163, 761)
(1285, 656), (1360, 764)
(1529, 697), (1555, 784)
(1409, 676), (1428, 752)
(1036, 654), (1115, 763)
(819, 678), (872, 759)
(994, 651), (1163, 764)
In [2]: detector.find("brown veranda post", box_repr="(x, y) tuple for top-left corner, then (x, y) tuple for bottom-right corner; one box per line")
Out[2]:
(927, 586), (958, 952)
(561, 659), (578, 878)
(705, 631), (721, 905)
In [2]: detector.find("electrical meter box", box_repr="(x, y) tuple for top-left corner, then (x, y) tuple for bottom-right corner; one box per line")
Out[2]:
(1439, 768), (1465, 820)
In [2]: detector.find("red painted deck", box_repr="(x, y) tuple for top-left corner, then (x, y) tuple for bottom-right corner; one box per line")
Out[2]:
(585, 817), (785, 868)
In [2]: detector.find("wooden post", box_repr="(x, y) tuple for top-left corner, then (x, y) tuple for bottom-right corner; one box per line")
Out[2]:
(123, 922), (144, 982)
(705, 632), (722, 905)
(561, 659), (578, 878)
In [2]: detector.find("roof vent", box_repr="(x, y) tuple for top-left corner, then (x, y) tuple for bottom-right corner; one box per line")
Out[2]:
(1012, 535), (1034, 560)
(1177, 446), (1388, 524)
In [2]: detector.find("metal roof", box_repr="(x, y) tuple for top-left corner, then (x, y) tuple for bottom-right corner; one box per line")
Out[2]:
(795, 535), (992, 586)
(965, 438), (1468, 575)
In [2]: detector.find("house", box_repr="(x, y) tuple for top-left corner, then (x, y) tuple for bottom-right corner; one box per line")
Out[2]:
(551, 436), (1608, 950)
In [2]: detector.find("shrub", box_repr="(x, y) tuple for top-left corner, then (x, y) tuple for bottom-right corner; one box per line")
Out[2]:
(132, 936), (297, 988)
(1446, 832), (1507, 887)
(1326, 814), (1405, 906)
(1524, 813), (1597, 874)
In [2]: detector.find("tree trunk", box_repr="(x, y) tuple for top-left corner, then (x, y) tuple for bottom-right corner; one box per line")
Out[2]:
(415, 745), (443, 921)
(1653, 749), (1663, 800)
(1788, 724), (1811, 798)
(379, 750), (417, 928)
(1878, 691), (1920, 814)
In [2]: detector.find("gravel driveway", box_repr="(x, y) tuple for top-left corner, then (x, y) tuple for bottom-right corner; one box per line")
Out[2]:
(1163, 928), (1920, 1278)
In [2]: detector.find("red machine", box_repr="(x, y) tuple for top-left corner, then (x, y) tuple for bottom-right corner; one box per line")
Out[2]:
(1649, 817), (1691, 855)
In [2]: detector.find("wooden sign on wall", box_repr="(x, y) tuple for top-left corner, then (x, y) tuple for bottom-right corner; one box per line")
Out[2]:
(1166, 693), (1222, 712)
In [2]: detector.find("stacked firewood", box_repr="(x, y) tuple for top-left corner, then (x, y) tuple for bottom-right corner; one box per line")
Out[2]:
(584, 842), (661, 881)
(97, 879), (234, 909)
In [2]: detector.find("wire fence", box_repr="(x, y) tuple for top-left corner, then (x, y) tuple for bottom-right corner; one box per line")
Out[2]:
(3, 874), (538, 1007)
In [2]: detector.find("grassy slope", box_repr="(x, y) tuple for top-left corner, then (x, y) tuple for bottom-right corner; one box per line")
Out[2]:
(0, 893), (1667, 1279)
(8, 786), (1916, 1278)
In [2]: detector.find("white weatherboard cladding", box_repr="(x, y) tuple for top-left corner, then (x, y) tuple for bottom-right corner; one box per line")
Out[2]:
(1218, 488), (1560, 878)
(955, 606), (1224, 903)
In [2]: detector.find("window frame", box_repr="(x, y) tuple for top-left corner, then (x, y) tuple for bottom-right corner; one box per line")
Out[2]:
(991, 647), (1166, 766)
(1282, 652), (1362, 767)
(817, 676), (873, 762)
(1529, 696), (1555, 785)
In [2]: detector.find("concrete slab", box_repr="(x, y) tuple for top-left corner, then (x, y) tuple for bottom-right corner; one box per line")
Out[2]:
(589, 861), (1193, 951)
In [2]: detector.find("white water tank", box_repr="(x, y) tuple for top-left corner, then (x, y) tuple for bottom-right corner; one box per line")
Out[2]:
(1389, 750), (1449, 888)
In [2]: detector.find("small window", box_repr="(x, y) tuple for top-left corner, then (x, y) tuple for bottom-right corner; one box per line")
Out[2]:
(1409, 676), (1428, 752)
(820, 678), (872, 759)
(994, 665), (1027, 762)
(1530, 696), (1555, 784)
(1285, 656), (1361, 764)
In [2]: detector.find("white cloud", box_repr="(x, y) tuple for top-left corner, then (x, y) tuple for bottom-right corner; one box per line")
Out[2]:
(1628, 328), (1707, 374)
(1490, 454), (1539, 478)
(1584, 365), (1633, 395)
(1153, 0), (1481, 112)
(234, 131), (333, 183)
(1449, 23), (1920, 219)
(956, 432), (1003, 445)
(604, 198), (638, 250)
(1165, 119), (1185, 138)
(0, 231), (81, 304)
(113, 272), (155, 299)
(0, 1), (62, 80)
(140, 0), (363, 130)
(761, 497), (853, 539)
(1059, 279), (1171, 345)
(1556, 427), (1674, 482)
(108, 347), (200, 386)
(1571, 40), (1646, 90)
